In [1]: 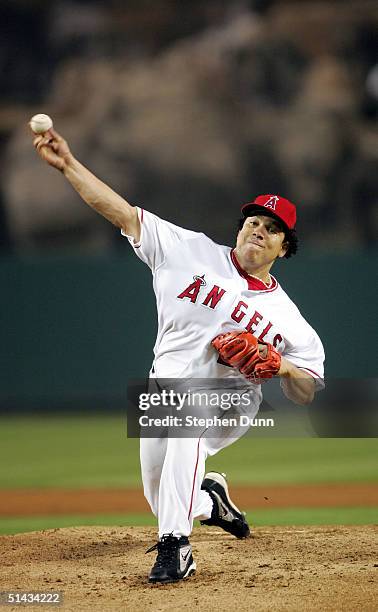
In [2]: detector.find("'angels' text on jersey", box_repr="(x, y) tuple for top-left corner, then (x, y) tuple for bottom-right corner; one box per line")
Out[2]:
(177, 276), (283, 348)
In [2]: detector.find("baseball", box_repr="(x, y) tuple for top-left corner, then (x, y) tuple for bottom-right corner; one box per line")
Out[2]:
(29, 113), (53, 134)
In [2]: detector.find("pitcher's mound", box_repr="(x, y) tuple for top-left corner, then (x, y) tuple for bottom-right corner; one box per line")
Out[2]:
(1, 525), (377, 611)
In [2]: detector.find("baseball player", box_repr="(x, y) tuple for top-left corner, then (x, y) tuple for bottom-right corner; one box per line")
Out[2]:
(32, 128), (325, 584)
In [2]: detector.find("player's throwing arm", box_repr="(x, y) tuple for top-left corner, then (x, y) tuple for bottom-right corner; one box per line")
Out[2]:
(30, 114), (140, 241)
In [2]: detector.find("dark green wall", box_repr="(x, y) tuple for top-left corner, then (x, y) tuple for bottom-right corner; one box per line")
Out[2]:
(1, 251), (376, 411)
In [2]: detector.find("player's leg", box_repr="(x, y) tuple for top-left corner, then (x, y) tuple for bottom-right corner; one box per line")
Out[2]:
(139, 436), (168, 517)
(146, 427), (249, 583)
(193, 426), (251, 538)
(139, 378), (170, 517)
(157, 434), (210, 537)
(154, 429), (250, 536)
(147, 434), (205, 583)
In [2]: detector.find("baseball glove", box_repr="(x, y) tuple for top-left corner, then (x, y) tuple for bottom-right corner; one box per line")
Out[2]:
(212, 330), (281, 380)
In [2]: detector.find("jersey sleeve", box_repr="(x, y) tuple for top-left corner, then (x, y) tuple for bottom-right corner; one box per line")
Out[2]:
(121, 207), (200, 272)
(282, 322), (325, 390)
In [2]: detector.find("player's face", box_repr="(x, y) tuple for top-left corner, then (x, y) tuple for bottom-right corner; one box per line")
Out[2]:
(235, 215), (287, 270)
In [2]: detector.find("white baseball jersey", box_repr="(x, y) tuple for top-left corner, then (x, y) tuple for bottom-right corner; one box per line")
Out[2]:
(123, 207), (324, 385)
(123, 207), (325, 539)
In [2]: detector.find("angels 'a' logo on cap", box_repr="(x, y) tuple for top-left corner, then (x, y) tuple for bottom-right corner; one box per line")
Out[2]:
(263, 195), (279, 210)
(241, 194), (296, 229)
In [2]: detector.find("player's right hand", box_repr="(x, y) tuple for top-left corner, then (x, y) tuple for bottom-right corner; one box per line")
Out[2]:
(32, 128), (72, 172)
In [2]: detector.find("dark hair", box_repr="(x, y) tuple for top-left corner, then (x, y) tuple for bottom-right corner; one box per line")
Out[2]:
(237, 217), (298, 258)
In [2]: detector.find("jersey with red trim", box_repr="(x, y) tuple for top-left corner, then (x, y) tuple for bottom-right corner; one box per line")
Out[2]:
(123, 208), (324, 386)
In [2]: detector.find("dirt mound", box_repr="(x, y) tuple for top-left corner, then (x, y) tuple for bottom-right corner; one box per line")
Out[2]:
(0, 526), (377, 611)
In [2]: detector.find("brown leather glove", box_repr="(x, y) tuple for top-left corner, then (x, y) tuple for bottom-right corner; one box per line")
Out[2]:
(212, 331), (281, 380)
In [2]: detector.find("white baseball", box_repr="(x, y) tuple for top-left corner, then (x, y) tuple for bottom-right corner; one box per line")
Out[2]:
(29, 113), (53, 134)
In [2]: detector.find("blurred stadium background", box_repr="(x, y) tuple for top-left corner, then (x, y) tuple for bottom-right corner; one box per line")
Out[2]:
(0, 0), (377, 533)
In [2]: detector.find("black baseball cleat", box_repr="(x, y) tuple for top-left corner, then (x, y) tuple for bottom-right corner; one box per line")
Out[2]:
(146, 533), (196, 583)
(200, 471), (251, 539)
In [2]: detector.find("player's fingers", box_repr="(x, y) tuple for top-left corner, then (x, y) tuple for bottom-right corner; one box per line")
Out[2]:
(49, 127), (64, 142)
(36, 139), (55, 154)
(37, 133), (56, 147)
(33, 136), (44, 147)
(258, 344), (268, 359)
(36, 139), (47, 152)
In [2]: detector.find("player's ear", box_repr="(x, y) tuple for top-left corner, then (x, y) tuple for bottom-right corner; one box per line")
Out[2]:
(278, 239), (288, 258)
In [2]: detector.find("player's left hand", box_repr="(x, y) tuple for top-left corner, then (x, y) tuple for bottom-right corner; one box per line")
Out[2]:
(212, 330), (281, 380)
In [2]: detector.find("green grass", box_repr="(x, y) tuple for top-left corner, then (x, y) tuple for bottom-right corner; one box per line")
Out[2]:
(0, 507), (377, 535)
(207, 436), (378, 485)
(0, 415), (140, 488)
(0, 415), (377, 488)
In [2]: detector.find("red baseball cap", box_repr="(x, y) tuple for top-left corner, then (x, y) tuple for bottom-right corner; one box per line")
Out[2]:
(241, 194), (297, 230)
